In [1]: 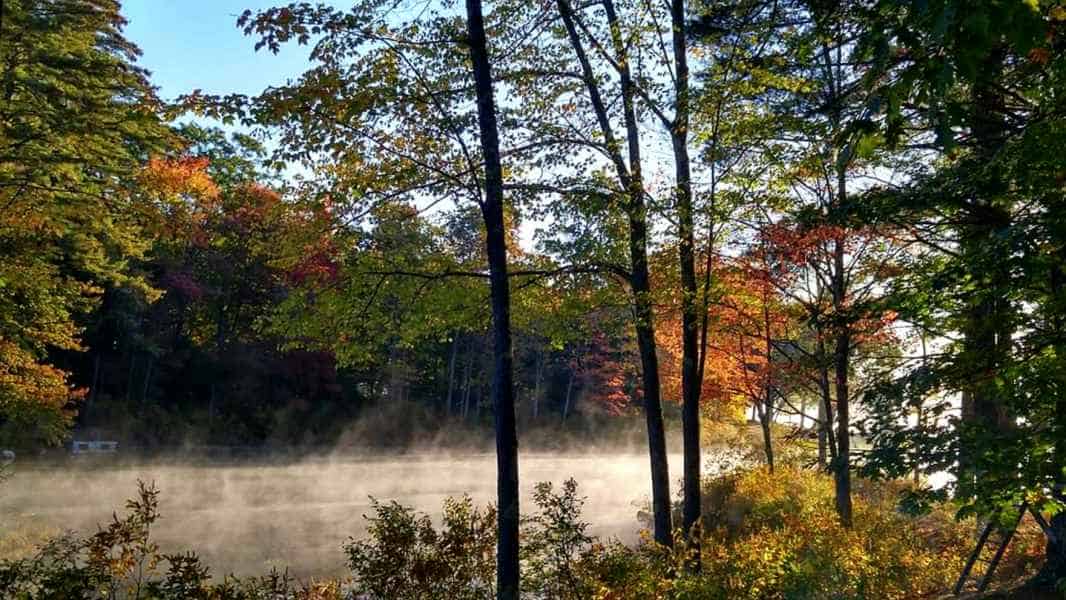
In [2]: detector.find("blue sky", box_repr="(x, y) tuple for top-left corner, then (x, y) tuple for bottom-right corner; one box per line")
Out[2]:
(122, 1), (318, 101)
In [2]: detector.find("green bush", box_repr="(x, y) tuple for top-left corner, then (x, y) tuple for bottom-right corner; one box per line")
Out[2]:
(343, 495), (495, 599)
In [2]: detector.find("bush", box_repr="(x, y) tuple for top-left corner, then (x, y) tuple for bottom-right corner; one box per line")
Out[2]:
(343, 495), (496, 600)
(0, 481), (342, 599)
(344, 478), (600, 600)
(2, 470), (1046, 599)
(573, 467), (1044, 599)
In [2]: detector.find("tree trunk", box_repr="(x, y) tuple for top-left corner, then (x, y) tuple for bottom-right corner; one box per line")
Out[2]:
(462, 356), (473, 420)
(832, 235), (852, 527)
(817, 392), (827, 467)
(562, 371), (575, 421)
(532, 354), (543, 420)
(446, 334), (459, 416)
(761, 422), (775, 473)
(208, 384), (216, 427)
(817, 333), (837, 468)
(558, 0), (672, 547)
(464, 2), (520, 596)
(1043, 249), (1066, 583)
(141, 355), (153, 405)
(758, 392), (776, 477)
(1043, 506), (1066, 584)
(761, 277), (774, 473)
(668, 0), (702, 553)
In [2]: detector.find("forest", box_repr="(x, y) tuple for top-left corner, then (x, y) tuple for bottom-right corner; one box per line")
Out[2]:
(1, 0), (1065, 598)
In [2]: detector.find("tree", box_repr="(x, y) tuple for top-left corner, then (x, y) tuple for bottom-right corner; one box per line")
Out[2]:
(543, 0), (675, 546)
(0, 0), (171, 446)
(856, 0), (1066, 582)
(463, 0), (521, 595)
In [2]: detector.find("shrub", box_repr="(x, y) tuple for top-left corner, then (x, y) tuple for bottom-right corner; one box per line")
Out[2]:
(343, 495), (496, 600)
(0, 481), (342, 599)
(2, 470), (1047, 599)
(521, 479), (596, 599)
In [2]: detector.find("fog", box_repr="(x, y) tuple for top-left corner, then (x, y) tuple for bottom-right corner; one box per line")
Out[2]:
(1, 452), (687, 578)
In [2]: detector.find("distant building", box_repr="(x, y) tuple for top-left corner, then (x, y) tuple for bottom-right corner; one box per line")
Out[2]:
(70, 440), (118, 455)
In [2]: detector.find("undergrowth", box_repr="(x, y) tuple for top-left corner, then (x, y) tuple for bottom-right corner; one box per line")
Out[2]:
(0, 468), (1049, 599)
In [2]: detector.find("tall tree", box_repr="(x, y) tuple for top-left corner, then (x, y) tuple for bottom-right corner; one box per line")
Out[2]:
(463, 0), (520, 595)
(856, 0), (1066, 582)
(0, 0), (171, 446)
(551, 0), (674, 546)
(668, 0), (703, 548)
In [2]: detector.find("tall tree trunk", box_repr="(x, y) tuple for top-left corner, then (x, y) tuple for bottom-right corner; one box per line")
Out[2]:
(559, 0), (673, 547)
(669, 0), (702, 552)
(817, 334), (836, 468)
(761, 294), (774, 473)
(760, 391), (774, 473)
(141, 355), (153, 405)
(462, 357), (473, 420)
(464, 2), (519, 596)
(446, 334), (459, 416)
(632, 255), (673, 549)
(817, 392), (827, 467)
(532, 354), (543, 420)
(831, 235), (852, 527)
(1042, 251), (1066, 582)
(957, 48), (1014, 500)
(208, 384), (216, 428)
(562, 371), (575, 421)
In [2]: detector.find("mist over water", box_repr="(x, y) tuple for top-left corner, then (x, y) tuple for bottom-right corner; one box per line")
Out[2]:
(1, 452), (686, 578)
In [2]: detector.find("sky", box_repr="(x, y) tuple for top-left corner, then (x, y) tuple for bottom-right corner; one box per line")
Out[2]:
(122, 1), (316, 102)
(119, 1), (546, 245)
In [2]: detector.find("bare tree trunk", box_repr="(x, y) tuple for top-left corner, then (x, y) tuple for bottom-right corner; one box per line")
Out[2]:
(1043, 257), (1066, 583)
(464, 1), (520, 594)
(462, 356), (473, 420)
(446, 334), (459, 416)
(208, 384), (216, 428)
(761, 276), (775, 473)
(817, 333), (836, 468)
(562, 371), (575, 421)
(141, 355), (153, 405)
(532, 354), (543, 420)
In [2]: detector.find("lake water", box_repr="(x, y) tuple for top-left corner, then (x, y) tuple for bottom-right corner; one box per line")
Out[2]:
(0, 452), (686, 578)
